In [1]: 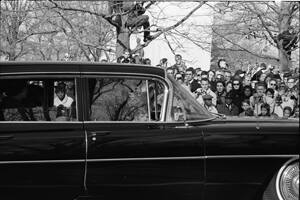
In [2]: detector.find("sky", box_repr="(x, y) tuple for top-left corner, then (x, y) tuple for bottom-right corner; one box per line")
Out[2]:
(130, 2), (214, 70)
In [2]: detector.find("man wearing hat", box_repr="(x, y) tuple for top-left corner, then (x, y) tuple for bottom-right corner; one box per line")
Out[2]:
(54, 82), (74, 108)
(203, 94), (218, 114)
(216, 92), (239, 116)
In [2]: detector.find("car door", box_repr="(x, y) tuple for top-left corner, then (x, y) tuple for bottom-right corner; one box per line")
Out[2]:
(202, 119), (294, 200)
(0, 75), (85, 199)
(83, 75), (205, 200)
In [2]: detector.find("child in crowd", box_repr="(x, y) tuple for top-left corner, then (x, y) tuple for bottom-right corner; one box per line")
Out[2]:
(258, 103), (271, 117)
(283, 106), (293, 119)
(239, 99), (254, 117)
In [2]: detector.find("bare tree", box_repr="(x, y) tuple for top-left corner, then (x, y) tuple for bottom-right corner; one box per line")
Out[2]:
(0, 0), (59, 60)
(210, 1), (299, 72)
(47, 1), (206, 59)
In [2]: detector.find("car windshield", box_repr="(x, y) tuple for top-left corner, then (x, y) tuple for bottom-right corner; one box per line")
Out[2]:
(167, 75), (214, 122)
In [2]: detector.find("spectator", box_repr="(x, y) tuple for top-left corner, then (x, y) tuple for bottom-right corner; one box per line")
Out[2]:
(143, 58), (151, 65)
(251, 80), (258, 90)
(166, 67), (175, 78)
(215, 69), (225, 80)
(281, 94), (295, 112)
(224, 70), (232, 83)
(217, 58), (227, 70)
(208, 70), (217, 92)
(175, 73), (190, 93)
(225, 81), (233, 94)
(172, 54), (187, 74)
(215, 80), (226, 106)
(277, 26), (298, 60)
(125, 2), (153, 42)
(201, 71), (209, 80)
(231, 79), (243, 113)
(273, 96), (284, 118)
(286, 77), (297, 100)
(258, 103), (271, 117)
(216, 92), (239, 116)
(243, 75), (252, 87)
(266, 88), (275, 99)
(203, 94), (218, 114)
(292, 106), (299, 118)
(267, 78), (278, 97)
(234, 69), (246, 80)
(195, 70), (202, 82)
(118, 50), (135, 63)
(250, 82), (273, 116)
(195, 67), (202, 74)
(175, 73), (184, 83)
(283, 106), (293, 119)
(258, 73), (267, 83)
(251, 63), (267, 81)
(185, 67), (201, 93)
(157, 58), (168, 68)
(239, 99), (254, 117)
(132, 37), (144, 59)
(242, 85), (253, 101)
(196, 78), (217, 106)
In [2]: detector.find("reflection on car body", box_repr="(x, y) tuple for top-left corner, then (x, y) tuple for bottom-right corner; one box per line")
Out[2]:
(0, 61), (298, 200)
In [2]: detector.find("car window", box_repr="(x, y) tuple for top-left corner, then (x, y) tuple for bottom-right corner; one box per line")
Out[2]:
(167, 75), (214, 122)
(88, 77), (166, 121)
(0, 78), (77, 121)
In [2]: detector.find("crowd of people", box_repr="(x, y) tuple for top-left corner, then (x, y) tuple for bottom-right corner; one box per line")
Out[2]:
(119, 52), (299, 119)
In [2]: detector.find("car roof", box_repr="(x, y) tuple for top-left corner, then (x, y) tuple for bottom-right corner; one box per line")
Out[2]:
(0, 61), (166, 79)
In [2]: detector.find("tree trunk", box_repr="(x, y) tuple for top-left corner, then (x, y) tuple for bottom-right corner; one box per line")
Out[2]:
(278, 2), (292, 72)
(278, 48), (290, 72)
(115, 16), (131, 59)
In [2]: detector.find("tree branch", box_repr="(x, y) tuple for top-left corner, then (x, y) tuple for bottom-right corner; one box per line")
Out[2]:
(212, 27), (279, 61)
(132, 1), (206, 54)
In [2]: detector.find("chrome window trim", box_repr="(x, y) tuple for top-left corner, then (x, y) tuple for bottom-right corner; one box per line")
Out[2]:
(81, 72), (164, 80)
(0, 72), (80, 76)
(0, 155), (298, 165)
(0, 121), (82, 124)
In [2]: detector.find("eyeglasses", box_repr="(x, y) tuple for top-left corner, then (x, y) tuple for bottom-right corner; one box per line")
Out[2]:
(233, 83), (239, 85)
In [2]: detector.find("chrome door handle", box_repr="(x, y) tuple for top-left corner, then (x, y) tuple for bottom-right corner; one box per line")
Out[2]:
(90, 131), (111, 141)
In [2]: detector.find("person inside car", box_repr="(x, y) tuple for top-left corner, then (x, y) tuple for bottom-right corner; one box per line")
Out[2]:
(54, 82), (74, 108)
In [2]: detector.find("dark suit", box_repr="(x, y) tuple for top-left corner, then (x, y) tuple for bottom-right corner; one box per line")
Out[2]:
(190, 79), (201, 93)
(217, 103), (239, 116)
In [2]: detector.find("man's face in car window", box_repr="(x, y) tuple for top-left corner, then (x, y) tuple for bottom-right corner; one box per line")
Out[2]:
(56, 90), (65, 100)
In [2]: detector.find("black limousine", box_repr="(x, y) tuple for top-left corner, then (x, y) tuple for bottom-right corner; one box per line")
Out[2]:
(0, 61), (298, 200)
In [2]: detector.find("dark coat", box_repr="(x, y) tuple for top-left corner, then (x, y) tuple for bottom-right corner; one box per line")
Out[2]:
(217, 103), (239, 116)
(190, 79), (201, 93)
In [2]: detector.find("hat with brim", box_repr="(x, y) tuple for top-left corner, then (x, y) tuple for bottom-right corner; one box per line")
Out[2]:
(203, 94), (213, 100)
